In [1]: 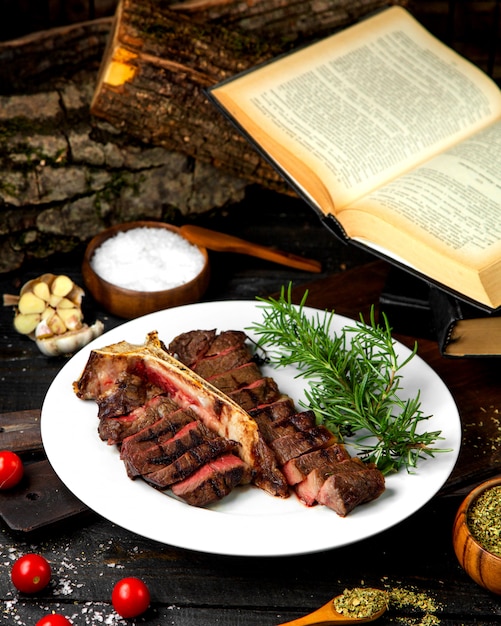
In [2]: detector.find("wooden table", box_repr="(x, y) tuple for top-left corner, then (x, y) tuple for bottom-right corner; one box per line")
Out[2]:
(1, 201), (501, 625)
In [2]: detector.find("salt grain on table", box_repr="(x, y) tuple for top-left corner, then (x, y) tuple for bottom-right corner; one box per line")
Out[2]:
(90, 227), (205, 291)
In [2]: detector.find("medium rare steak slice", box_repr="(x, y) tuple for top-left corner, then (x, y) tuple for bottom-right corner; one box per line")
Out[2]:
(294, 468), (327, 506)
(271, 410), (317, 439)
(119, 407), (199, 447)
(121, 421), (210, 478)
(251, 409), (316, 444)
(169, 330), (247, 368)
(282, 444), (351, 485)
(168, 329), (217, 367)
(171, 453), (248, 507)
(294, 457), (366, 506)
(207, 362), (263, 394)
(192, 346), (254, 379)
(228, 377), (281, 411)
(143, 437), (238, 488)
(248, 397), (297, 422)
(270, 425), (337, 465)
(74, 332), (289, 498)
(316, 460), (386, 516)
(98, 395), (179, 444)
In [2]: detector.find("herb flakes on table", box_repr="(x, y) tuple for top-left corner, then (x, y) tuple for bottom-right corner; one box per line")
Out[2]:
(248, 285), (449, 475)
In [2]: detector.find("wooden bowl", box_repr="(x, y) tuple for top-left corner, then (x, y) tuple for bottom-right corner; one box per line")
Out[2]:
(82, 221), (210, 319)
(452, 476), (501, 595)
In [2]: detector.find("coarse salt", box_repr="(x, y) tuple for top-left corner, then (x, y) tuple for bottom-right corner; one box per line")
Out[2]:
(90, 227), (205, 292)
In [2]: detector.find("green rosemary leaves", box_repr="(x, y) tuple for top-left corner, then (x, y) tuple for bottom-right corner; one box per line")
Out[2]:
(248, 285), (446, 475)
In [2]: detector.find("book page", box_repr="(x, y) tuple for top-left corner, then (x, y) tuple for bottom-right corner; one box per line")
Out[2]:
(347, 119), (501, 262)
(212, 6), (501, 210)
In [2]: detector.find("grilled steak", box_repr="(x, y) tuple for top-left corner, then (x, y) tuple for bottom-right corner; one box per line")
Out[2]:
(316, 462), (386, 516)
(144, 437), (239, 489)
(169, 329), (217, 367)
(269, 425), (337, 465)
(282, 445), (351, 485)
(121, 420), (210, 478)
(167, 329), (386, 515)
(75, 328), (386, 514)
(98, 395), (179, 444)
(228, 377), (282, 411)
(74, 331), (289, 499)
(248, 397), (297, 422)
(171, 453), (248, 506)
(207, 361), (263, 394)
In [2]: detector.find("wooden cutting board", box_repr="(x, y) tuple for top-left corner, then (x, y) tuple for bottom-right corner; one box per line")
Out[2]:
(0, 409), (88, 531)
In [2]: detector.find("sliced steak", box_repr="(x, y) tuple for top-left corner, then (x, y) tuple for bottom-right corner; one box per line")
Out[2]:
(119, 407), (199, 448)
(295, 468), (327, 506)
(171, 453), (248, 507)
(271, 410), (317, 438)
(248, 397), (297, 422)
(207, 362), (263, 394)
(203, 330), (248, 357)
(144, 437), (239, 488)
(228, 377), (281, 411)
(76, 333), (289, 499)
(282, 444), (351, 485)
(270, 425), (337, 465)
(96, 371), (165, 420)
(192, 346), (253, 379)
(168, 329), (217, 367)
(316, 461), (386, 516)
(121, 421), (210, 478)
(98, 395), (179, 444)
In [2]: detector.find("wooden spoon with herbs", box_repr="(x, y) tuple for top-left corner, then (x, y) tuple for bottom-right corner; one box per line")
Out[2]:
(277, 588), (387, 625)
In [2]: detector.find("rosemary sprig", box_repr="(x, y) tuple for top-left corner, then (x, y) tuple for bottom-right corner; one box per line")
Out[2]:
(247, 285), (448, 475)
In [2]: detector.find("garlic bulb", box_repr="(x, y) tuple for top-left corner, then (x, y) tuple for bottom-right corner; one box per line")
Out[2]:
(6, 273), (104, 356)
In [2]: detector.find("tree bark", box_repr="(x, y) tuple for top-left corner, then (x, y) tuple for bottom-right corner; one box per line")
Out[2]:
(90, 0), (405, 189)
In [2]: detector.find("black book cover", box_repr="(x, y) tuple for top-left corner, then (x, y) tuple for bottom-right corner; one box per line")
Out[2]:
(429, 287), (501, 358)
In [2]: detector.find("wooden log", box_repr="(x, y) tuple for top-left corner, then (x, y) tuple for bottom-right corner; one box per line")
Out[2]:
(0, 18), (250, 274)
(90, 0), (405, 189)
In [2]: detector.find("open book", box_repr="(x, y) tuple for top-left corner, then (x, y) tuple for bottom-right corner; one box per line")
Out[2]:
(208, 6), (501, 309)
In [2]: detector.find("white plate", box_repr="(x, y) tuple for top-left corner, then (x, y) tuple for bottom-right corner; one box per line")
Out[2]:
(41, 301), (461, 557)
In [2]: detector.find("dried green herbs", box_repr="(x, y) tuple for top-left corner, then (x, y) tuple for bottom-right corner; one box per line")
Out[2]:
(334, 587), (387, 618)
(467, 485), (501, 556)
(333, 586), (441, 625)
(388, 587), (440, 625)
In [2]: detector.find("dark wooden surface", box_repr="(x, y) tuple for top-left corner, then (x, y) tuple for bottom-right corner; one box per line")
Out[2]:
(1, 192), (501, 625)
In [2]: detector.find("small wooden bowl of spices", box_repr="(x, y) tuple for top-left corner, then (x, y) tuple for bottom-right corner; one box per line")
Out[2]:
(452, 476), (501, 595)
(82, 221), (210, 319)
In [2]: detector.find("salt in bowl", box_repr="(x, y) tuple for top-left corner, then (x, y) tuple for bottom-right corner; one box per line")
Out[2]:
(452, 475), (501, 595)
(82, 221), (210, 319)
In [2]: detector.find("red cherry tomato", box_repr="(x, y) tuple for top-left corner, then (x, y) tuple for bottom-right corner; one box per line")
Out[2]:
(0, 450), (24, 489)
(11, 553), (52, 593)
(112, 577), (151, 618)
(36, 615), (72, 626)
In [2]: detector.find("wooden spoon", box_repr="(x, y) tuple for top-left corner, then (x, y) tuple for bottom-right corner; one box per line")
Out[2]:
(276, 591), (387, 625)
(180, 224), (322, 273)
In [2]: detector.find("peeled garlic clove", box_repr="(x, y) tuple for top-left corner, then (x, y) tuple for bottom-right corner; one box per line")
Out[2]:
(14, 313), (41, 335)
(36, 320), (104, 356)
(18, 292), (46, 315)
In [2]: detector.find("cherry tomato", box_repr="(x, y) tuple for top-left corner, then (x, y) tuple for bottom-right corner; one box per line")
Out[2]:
(11, 553), (52, 593)
(112, 577), (151, 618)
(36, 614), (72, 626)
(0, 450), (24, 489)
